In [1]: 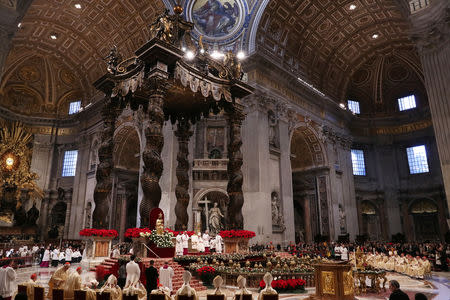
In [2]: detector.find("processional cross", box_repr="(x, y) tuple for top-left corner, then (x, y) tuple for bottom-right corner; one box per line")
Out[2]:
(198, 197), (212, 231)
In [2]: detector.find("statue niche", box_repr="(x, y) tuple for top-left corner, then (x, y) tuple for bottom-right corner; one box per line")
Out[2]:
(268, 110), (279, 148)
(271, 191), (285, 233)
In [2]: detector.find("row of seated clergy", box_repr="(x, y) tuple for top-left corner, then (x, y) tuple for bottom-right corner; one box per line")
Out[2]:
(17, 283), (44, 300)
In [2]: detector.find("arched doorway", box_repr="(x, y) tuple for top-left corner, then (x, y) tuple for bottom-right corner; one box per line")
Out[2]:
(360, 201), (381, 240)
(113, 126), (140, 235)
(410, 199), (439, 241)
(196, 190), (229, 234)
(291, 125), (327, 242)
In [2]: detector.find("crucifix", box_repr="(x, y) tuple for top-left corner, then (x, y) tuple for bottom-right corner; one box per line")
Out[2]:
(198, 197), (212, 232)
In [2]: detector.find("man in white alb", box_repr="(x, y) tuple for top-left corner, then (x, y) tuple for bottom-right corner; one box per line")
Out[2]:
(159, 261), (174, 291)
(181, 232), (189, 255)
(215, 234), (223, 254)
(125, 255), (141, 287)
(202, 231), (210, 253)
(175, 234), (183, 256)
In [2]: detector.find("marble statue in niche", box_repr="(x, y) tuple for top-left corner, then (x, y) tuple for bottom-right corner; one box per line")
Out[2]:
(339, 204), (347, 234)
(271, 191), (285, 232)
(268, 110), (279, 148)
(209, 202), (224, 235)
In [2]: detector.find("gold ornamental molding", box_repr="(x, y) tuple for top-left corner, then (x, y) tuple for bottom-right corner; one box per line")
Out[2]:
(322, 271), (336, 295)
(353, 119), (432, 136)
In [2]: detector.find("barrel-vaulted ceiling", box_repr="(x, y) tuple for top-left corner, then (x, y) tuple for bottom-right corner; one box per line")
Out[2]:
(0, 0), (423, 117)
(256, 0), (421, 104)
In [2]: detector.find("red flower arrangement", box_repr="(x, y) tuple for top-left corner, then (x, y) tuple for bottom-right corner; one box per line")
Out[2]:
(165, 229), (195, 237)
(196, 266), (216, 286)
(219, 230), (256, 239)
(124, 228), (152, 238)
(259, 278), (306, 291)
(79, 228), (118, 237)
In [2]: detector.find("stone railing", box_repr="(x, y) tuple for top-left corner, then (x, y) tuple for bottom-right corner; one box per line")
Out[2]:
(409, 0), (431, 13)
(193, 159), (228, 170)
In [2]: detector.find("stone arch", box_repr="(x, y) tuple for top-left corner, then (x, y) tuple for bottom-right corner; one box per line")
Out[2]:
(408, 198), (439, 241)
(290, 124), (327, 171)
(113, 126), (141, 171)
(194, 188), (229, 232)
(360, 200), (382, 241)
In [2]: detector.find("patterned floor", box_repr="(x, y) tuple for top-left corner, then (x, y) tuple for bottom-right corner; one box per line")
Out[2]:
(13, 264), (450, 300)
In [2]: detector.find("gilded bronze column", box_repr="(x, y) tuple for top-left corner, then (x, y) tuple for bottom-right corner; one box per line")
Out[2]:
(93, 98), (118, 228)
(139, 78), (166, 227)
(226, 104), (245, 229)
(174, 119), (193, 230)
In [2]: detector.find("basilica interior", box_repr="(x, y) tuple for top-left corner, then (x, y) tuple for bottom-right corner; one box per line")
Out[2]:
(0, 0), (449, 247)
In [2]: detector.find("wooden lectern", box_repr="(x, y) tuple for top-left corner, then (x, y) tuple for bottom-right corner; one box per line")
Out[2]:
(17, 285), (27, 294)
(74, 290), (87, 300)
(308, 262), (354, 300)
(53, 289), (64, 300)
(207, 295), (225, 300)
(34, 287), (44, 300)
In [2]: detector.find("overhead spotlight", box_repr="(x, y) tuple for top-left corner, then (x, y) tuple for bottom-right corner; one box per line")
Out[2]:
(236, 51), (246, 60)
(185, 50), (195, 60)
(181, 47), (186, 52)
(349, 4), (356, 10)
(210, 50), (224, 60)
(372, 33), (379, 39)
(17, 23), (22, 28)
(50, 34), (58, 40)
(74, 4), (82, 9)
(339, 103), (346, 109)
(200, 48), (205, 54)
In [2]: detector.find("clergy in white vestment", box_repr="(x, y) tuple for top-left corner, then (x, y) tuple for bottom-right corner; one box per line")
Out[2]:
(211, 276), (224, 295)
(258, 273), (277, 300)
(51, 249), (60, 267)
(64, 267), (82, 300)
(175, 271), (198, 300)
(159, 261), (174, 291)
(59, 251), (66, 264)
(23, 273), (41, 300)
(341, 247), (348, 260)
(233, 275), (251, 300)
(215, 235), (223, 254)
(0, 260), (17, 300)
(65, 247), (73, 263)
(196, 233), (205, 253)
(191, 234), (199, 252)
(40, 248), (50, 267)
(181, 232), (189, 255)
(202, 231), (210, 253)
(125, 255), (141, 288)
(176, 234), (184, 256)
(99, 275), (122, 300)
(150, 287), (171, 300)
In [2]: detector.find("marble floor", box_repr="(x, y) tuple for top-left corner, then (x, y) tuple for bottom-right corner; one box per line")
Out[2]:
(13, 264), (450, 300)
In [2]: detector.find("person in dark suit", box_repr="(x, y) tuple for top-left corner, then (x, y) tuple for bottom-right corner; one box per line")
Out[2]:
(145, 260), (158, 298)
(389, 280), (409, 300)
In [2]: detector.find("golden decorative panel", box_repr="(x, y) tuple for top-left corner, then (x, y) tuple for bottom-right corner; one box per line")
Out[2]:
(321, 271), (335, 295)
(343, 270), (354, 295)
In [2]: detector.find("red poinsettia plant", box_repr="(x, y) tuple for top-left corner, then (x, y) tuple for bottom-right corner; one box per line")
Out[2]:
(79, 228), (118, 237)
(124, 228), (152, 238)
(197, 266), (216, 286)
(259, 278), (306, 291)
(219, 230), (256, 238)
(165, 229), (195, 237)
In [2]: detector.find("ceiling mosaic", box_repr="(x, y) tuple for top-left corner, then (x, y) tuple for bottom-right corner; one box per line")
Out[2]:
(0, 0), (424, 118)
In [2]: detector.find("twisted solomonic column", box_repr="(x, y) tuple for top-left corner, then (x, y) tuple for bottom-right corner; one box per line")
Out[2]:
(174, 119), (193, 230)
(93, 99), (118, 228)
(140, 78), (166, 227)
(226, 105), (245, 229)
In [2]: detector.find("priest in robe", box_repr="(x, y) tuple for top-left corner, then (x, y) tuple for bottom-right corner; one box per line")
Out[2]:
(159, 261), (174, 291)
(258, 273), (277, 300)
(23, 273), (41, 300)
(174, 271), (198, 300)
(64, 267), (82, 300)
(211, 276), (224, 295)
(0, 260), (16, 300)
(99, 275), (122, 300)
(83, 280), (99, 300)
(202, 231), (210, 253)
(176, 234), (183, 256)
(181, 232), (190, 255)
(123, 280), (146, 300)
(47, 262), (71, 299)
(125, 255), (140, 288)
(233, 276), (251, 300)
(215, 235), (223, 254)
(150, 287), (171, 300)
(196, 233), (205, 253)
(191, 234), (199, 252)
